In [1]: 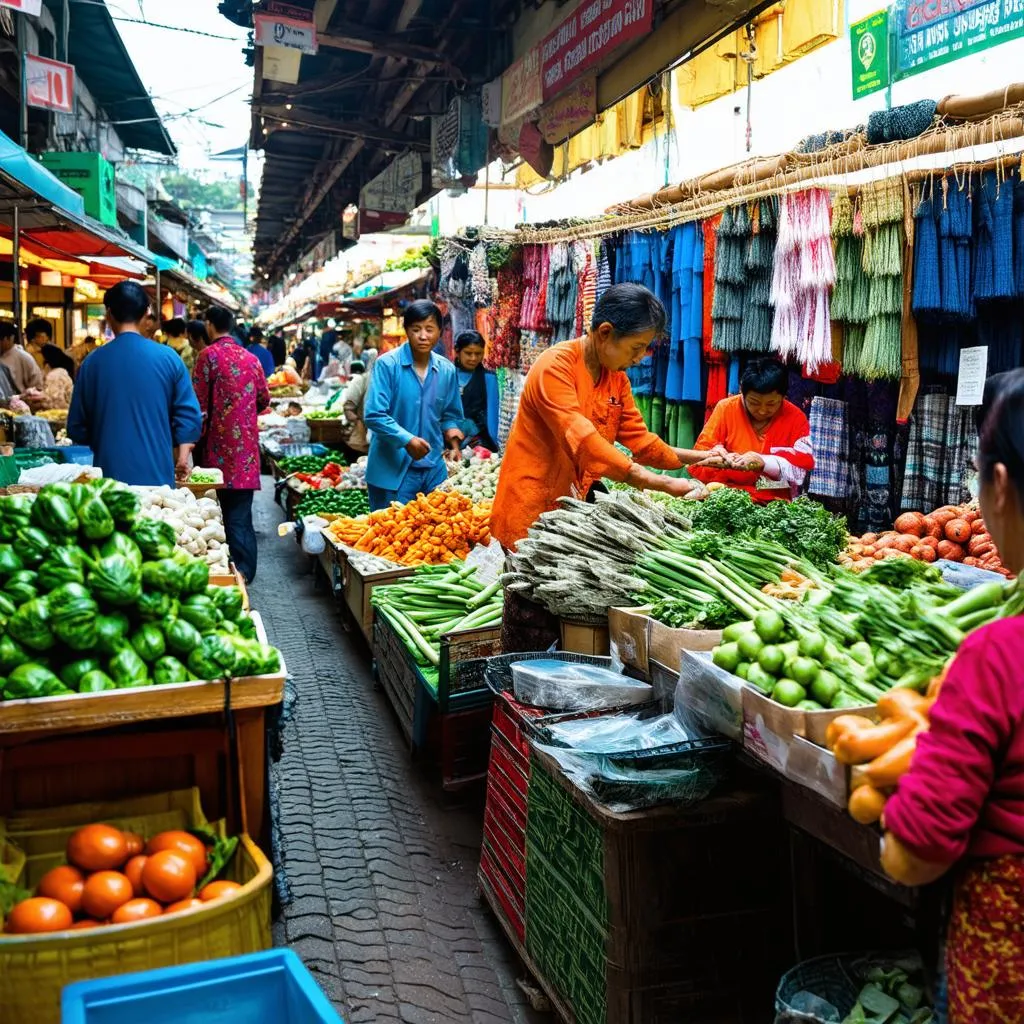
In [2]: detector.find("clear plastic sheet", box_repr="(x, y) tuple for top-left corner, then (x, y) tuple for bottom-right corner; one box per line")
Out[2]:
(544, 711), (691, 753)
(510, 659), (653, 711)
(674, 650), (746, 741)
(13, 415), (55, 448)
(934, 558), (1006, 590)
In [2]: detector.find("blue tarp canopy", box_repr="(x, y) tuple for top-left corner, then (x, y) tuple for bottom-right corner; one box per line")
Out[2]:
(0, 128), (85, 219)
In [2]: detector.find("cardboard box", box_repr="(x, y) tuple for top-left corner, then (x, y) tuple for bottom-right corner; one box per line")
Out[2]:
(559, 618), (610, 656)
(608, 606), (650, 674)
(785, 735), (849, 809)
(338, 551), (414, 643)
(674, 650), (745, 741)
(649, 618), (722, 674)
(608, 606), (723, 677)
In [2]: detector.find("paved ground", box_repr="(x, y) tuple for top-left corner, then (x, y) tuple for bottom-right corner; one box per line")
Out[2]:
(249, 482), (545, 1024)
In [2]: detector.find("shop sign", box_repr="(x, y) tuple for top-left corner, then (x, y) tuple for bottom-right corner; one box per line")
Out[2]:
(262, 46), (302, 85)
(300, 230), (338, 274)
(361, 152), (423, 217)
(500, 46), (542, 125)
(538, 75), (597, 143)
(481, 77), (502, 127)
(24, 54), (74, 113)
(850, 10), (890, 98)
(0, 0), (43, 15)
(892, 0), (1024, 81)
(254, 12), (318, 55)
(540, 0), (653, 102)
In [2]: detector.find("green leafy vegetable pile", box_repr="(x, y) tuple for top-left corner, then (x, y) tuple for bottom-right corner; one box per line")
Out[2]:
(297, 488), (370, 519)
(841, 960), (934, 1024)
(689, 489), (847, 569)
(278, 453), (347, 475)
(0, 480), (281, 702)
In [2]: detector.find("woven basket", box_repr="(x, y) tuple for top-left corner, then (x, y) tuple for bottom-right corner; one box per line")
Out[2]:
(0, 787), (272, 1024)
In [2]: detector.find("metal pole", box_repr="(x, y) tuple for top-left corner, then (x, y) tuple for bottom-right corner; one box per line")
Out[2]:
(242, 144), (248, 230)
(155, 268), (161, 326)
(17, 17), (28, 151)
(483, 159), (490, 226)
(12, 205), (22, 333)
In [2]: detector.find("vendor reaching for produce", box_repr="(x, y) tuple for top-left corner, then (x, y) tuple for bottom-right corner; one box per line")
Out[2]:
(491, 283), (708, 551)
(363, 300), (465, 511)
(880, 377), (1024, 1024)
(688, 358), (814, 502)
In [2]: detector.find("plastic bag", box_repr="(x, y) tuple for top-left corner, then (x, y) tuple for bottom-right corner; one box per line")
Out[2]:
(674, 650), (745, 741)
(544, 711), (691, 753)
(286, 417), (311, 443)
(13, 416), (55, 449)
(935, 558), (1005, 590)
(510, 659), (653, 711)
(464, 539), (505, 587)
(301, 514), (328, 555)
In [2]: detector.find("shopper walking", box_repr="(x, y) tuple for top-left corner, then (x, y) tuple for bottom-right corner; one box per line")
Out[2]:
(161, 317), (196, 374)
(364, 300), (464, 510)
(246, 327), (276, 378)
(882, 372), (1024, 1023)
(193, 305), (271, 583)
(186, 319), (209, 356)
(67, 281), (202, 486)
(0, 322), (43, 392)
(341, 348), (378, 458)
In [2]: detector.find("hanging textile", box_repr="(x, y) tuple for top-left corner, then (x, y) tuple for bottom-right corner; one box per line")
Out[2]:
(702, 215), (729, 416)
(519, 245), (551, 332)
(973, 170), (1016, 301)
(667, 223), (704, 402)
(739, 197), (778, 352)
(1014, 171), (1024, 298)
(486, 261), (523, 370)
(847, 379), (900, 533)
(807, 396), (849, 500)
(898, 176), (921, 424)
(900, 390), (953, 512)
(496, 368), (526, 447)
(711, 205), (746, 353)
(770, 188), (835, 373)
(519, 330), (550, 373)
(858, 179), (905, 380)
(469, 243), (492, 307)
(546, 242), (579, 343)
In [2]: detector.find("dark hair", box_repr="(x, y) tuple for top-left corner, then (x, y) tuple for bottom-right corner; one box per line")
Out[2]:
(249, 327), (264, 343)
(976, 370), (1024, 432)
(741, 357), (789, 396)
(403, 300), (443, 331)
(41, 343), (74, 375)
(205, 305), (236, 335)
(26, 318), (52, 340)
(162, 317), (187, 337)
(590, 283), (666, 338)
(979, 374), (1024, 506)
(455, 330), (485, 351)
(186, 319), (207, 344)
(104, 281), (150, 324)
(0, 322), (16, 342)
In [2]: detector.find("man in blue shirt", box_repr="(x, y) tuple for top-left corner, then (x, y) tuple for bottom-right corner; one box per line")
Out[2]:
(68, 281), (203, 486)
(364, 300), (464, 510)
(246, 327), (276, 377)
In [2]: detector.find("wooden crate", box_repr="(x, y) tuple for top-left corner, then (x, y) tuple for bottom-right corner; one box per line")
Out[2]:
(373, 614), (422, 746)
(339, 549), (413, 643)
(307, 418), (346, 445)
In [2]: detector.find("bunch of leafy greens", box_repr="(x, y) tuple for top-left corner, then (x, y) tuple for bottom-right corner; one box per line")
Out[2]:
(650, 594), (739, 630)
(688, 490), (846, 569)
(841, 961), (933, 1024)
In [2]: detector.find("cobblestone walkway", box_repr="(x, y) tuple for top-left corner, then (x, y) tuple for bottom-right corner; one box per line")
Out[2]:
(249, 483), (543, 1024)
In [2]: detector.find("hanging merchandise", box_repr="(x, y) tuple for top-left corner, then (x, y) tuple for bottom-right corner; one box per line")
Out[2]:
(807, 396), (850, 500)
(770, 188), (835, 373)
(702, 214), (729, 415)
(666, 223), (704, 403)
(545, 242), (581, 343)
(1014, 171), (1024, 297)
(580, 241), (598, 332)
(900, 389), (977, 513)
(496, 368), (526, 447)
(973, 169), (1016, 301)
(469, 242), (493, 307)
(520, 244), (551, 332)
(831, 189), (870, 380)
(711, 205), (746, 353)
(486, 260), (524, 370)
(739, 197), (778, 353)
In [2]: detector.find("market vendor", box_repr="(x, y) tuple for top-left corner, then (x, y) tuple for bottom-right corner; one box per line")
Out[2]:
(363, 300), (464, 511)
(880, 374), (1024, 1023)
(688, 357), (814, 502)
(453, 330), (499, 451)
(492, 283), (707, 553)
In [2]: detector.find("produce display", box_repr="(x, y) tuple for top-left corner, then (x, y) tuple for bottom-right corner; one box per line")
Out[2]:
(135, 486), (232, 576)
(1, 823), (241, 933)
(445, 451), (501, 502)
(267, 367), (301, 388)
(277, 453), (347, 476)
(188, 469), (222, 486)
(828, 675), (942, 825)
(297, 488), (370, 519)
(843, 503), (1010, 576)
(326, 491), (491, 566)
(711, 559), (1021, 710)
(372, 563), (502, 690)
(304, 408), (343, 421)
(0, 480), (280, 701)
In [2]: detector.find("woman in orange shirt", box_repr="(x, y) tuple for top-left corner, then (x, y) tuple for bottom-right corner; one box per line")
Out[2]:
(492, 284), (709, 551)
(688, 357), (814, 503)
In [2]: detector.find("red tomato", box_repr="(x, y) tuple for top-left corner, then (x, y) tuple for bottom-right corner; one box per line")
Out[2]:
(145, 831), (208, 878)
(142, 851), (196, 904)
(164, 897), (205, 914)
(122, 831), (145, 857)
(67, 824), (128, 872)
(5, 897), (73, 934)
(124, 855), (148, 898)
(37, 865), (85, 915)
(81, 871), (134, 919)
(199, 880), (243, 901)
(111, 898), (163, 924)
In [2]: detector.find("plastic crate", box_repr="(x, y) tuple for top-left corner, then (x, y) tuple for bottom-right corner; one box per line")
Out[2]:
(61, 949), (343, 1024)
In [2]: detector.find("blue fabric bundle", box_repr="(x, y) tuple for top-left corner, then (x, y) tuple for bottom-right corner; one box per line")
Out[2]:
(941, 183), (974, 320)
(866, 100), (936, 145)
(973, 170), (1015, 301)
(666, 223), (704, 403)
(911, 190), (941, 318)
(1013, 173), (1024, 298)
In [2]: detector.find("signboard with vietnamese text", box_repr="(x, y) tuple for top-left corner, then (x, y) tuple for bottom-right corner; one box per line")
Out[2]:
(254, 12), (318, 55)
(25, 54), (74, 113)
(850, 10), (890, 98)
(892, 0), (1024, 81)
(541, 0), (653, 102)
(500, 46), (542, 125)
(0, 0), (43, 15)
(538, 76), (598, 143)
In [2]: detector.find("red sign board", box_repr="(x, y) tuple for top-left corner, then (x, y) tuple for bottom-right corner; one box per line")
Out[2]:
(540, 0), (653, 101)
(0, 0), (43, 15)
(25, 54), (74, 113)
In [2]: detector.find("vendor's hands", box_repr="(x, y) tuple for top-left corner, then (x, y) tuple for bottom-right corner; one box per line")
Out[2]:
(662, 477), (708, 501)
(734, 451), (765, 473)
(405, 436), (431, 461)
(175, 443), (195, 482)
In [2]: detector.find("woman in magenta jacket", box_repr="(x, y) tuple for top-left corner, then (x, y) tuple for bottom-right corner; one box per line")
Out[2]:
(882, 370), (1024, 1023)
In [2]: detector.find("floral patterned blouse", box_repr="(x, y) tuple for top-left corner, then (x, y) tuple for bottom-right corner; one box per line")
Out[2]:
(192, 336), (270, 489)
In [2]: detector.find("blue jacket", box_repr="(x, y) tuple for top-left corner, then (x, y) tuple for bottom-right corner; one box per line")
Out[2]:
(364, 343), (464, 490)
(68, 332), (203, 486)
(247, 342), (276, 377)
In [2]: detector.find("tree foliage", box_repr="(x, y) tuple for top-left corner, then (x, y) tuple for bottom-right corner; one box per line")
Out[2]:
(162, 173), (244, 211)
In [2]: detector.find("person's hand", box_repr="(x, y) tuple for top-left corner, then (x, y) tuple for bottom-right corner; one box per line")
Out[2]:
(734, 451), (765, 473)
(443, 446), (463, 464)
(175, 444), (194, 482)
(662, 477), (708, 501)
(694, 450), (731, 468)
(405, 436), (431, 460)
(444, 427), (465, 448)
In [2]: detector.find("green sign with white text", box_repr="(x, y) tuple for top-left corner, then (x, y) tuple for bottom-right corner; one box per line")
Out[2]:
(851, 10), (891, 99)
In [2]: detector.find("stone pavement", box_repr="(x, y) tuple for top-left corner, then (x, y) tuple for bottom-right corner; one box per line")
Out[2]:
(249, 483), (546, 1024)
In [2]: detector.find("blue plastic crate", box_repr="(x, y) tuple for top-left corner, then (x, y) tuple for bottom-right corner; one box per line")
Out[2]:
(61, 950), (343, 1024)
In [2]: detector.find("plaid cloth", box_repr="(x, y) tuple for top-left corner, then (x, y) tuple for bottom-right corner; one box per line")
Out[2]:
(807, 397), (849, 499)
(497, 368), (526, 448)
(900, 390), (977, 511)
(943, 402), (977, 506)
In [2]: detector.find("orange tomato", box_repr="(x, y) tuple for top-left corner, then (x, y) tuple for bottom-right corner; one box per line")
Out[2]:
(70, 919), (102, 930)
(123, 855), (148, 898)
(111, 898), (163, 924)
(67, 824), (128, 872)
(142, 850), (196, 903)
(145, 831), (208, 878)
(5, 897), (73, 934)
(164, 897), (205, 914)
(199, 880), (242, 901)
(122, 831), (144, 857)
(81, 871), (134, 919)
(37, 865), (85, 915)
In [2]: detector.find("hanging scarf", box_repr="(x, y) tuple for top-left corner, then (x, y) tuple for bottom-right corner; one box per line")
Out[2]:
(973, 170), (1015, 301)
(702, 215), (728, 417)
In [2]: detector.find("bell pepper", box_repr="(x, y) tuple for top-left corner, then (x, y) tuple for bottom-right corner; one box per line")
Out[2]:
(48, 582), (100, 651)
(61, 658), (103, 690)
(153, 656), (190, 685)
(17, 527), (52, 567)
(131, 623), (166, 664)
(138, 590), (173, 620)
(187, 633), (236, 680)
(179, 594), (221, 633)
(164, 617), (202, 657)
(78, 669), (116, 693)
(94, 612), (131, 655)
(142, 558), (186, 595)
(108, 647), (150, 688)
(102, 486), (141, 528)
(77, 494), (115, 541)
(30, 489), (79, 536)
(132, 519), (177, 560)
(98, 533), (143, 570)
(3, 663), (62, 700)
(208, 584), (244, 622)
(0, 545), (23, 578)
(180, 560), (210, 596)
(5, 570), (39, 606)
(7, 597), (54, 651)
(0, 593), (15, 620)
(89, 555), (142, 607)
(38, 547), (90, 591)
(0, 635), (31, 673)
(235, 616), (257, 640)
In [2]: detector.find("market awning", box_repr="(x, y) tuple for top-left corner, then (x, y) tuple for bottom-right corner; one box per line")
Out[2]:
(0, 131), (85, 218)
